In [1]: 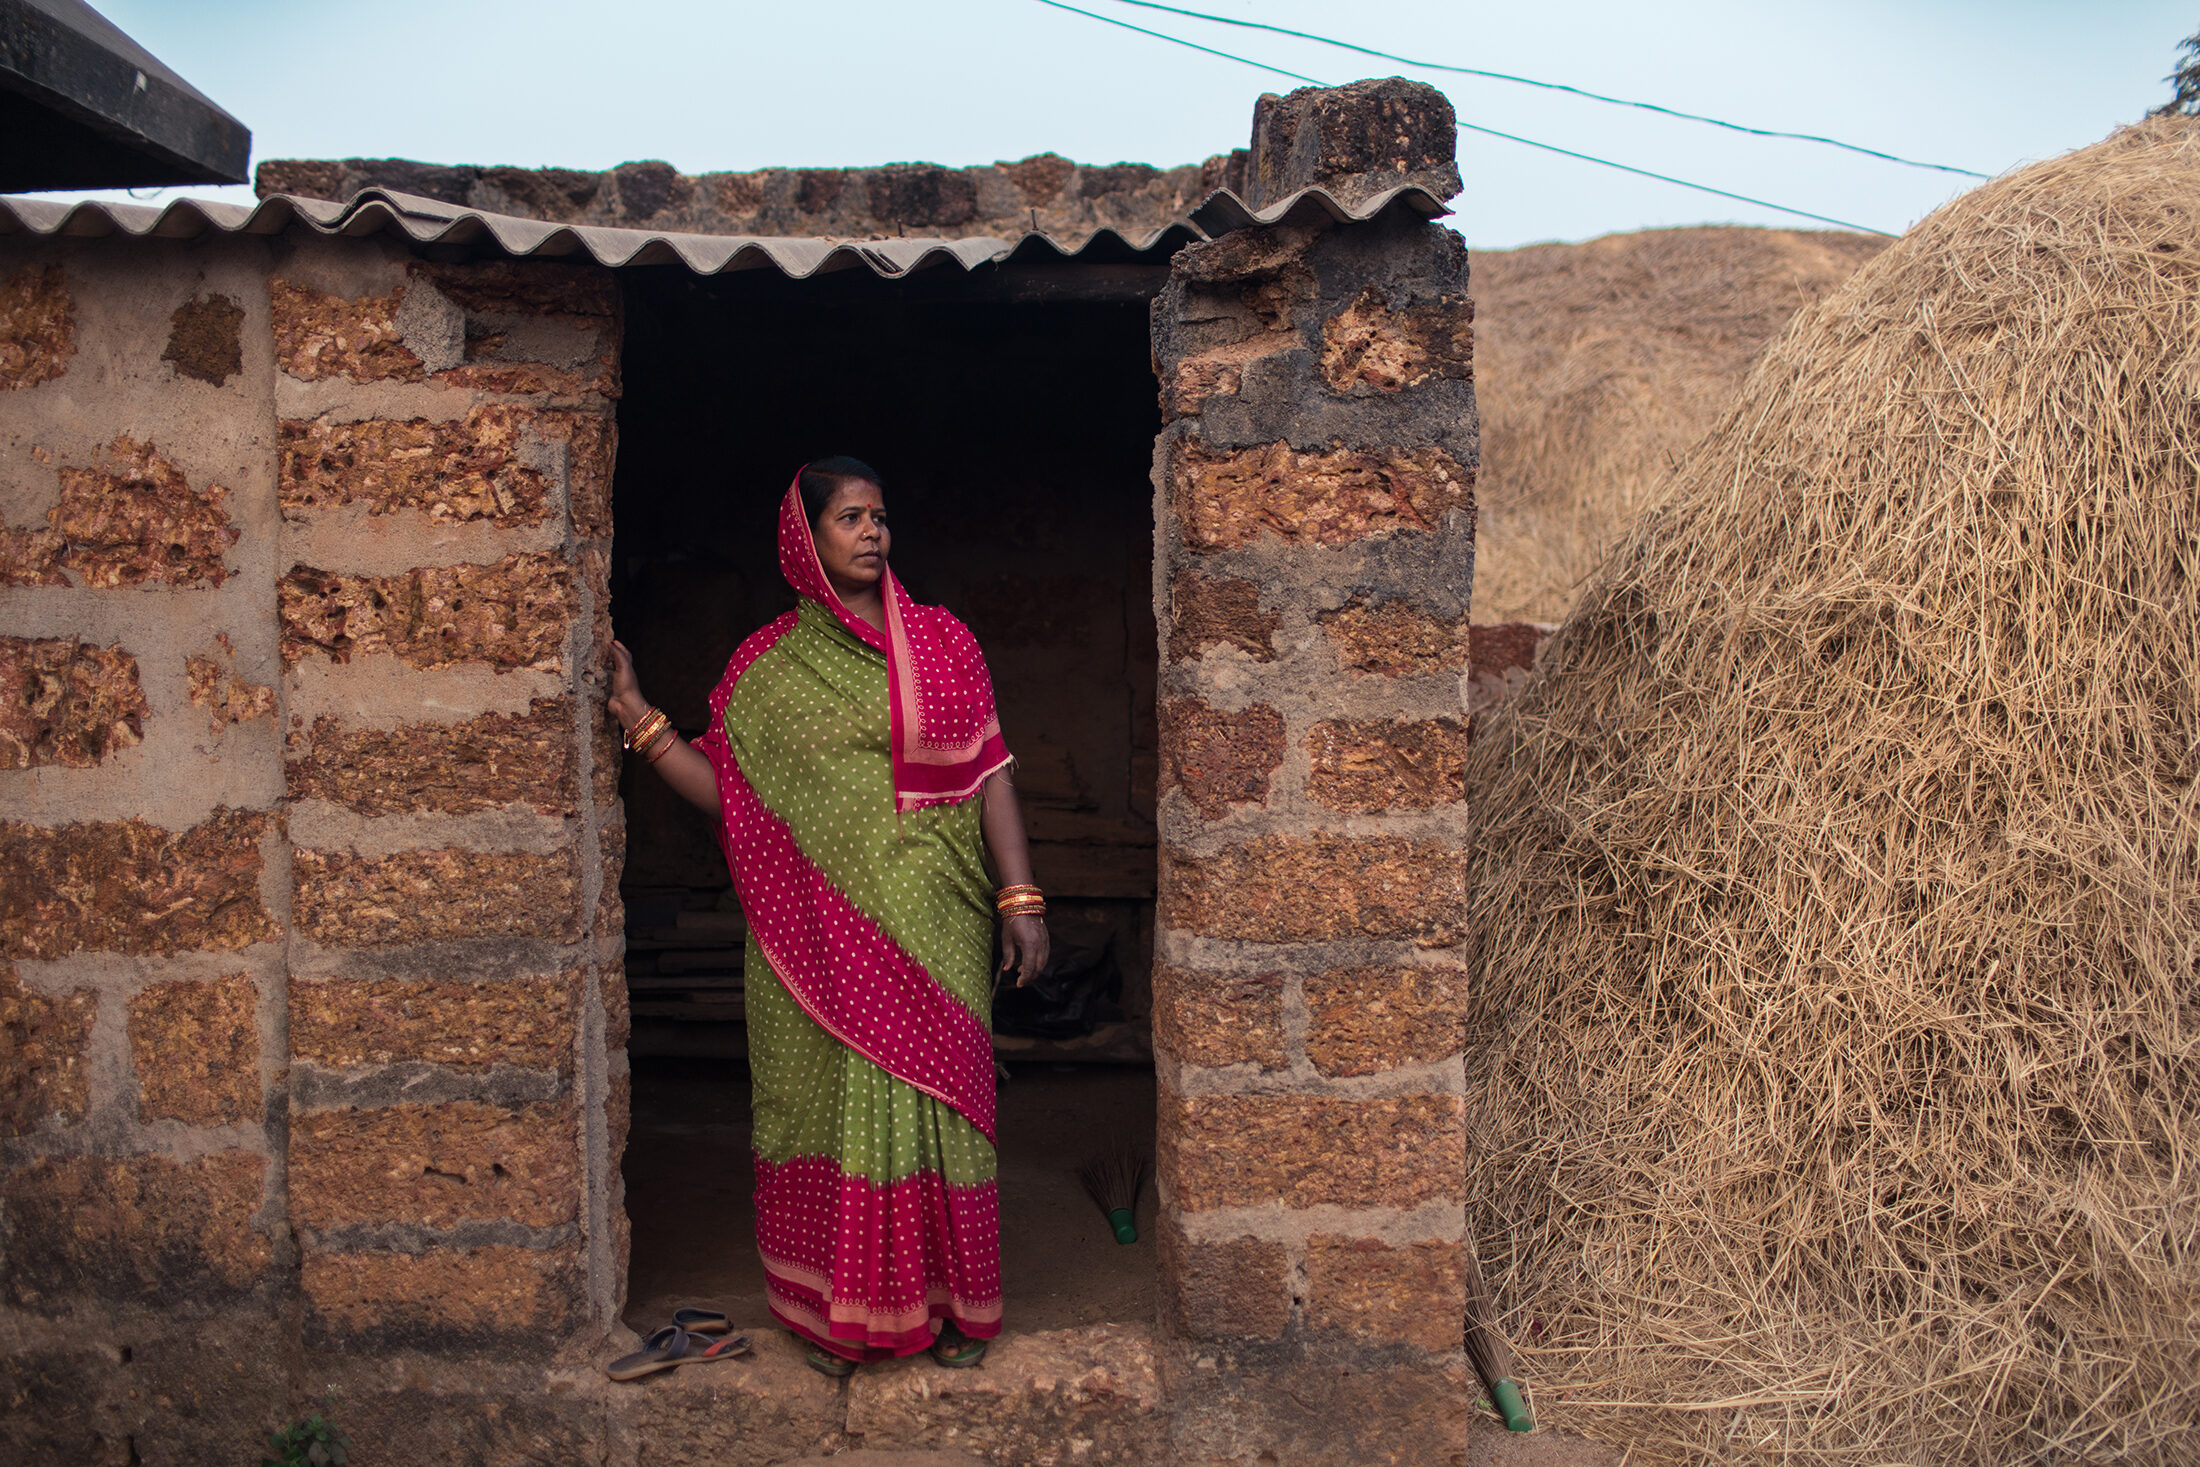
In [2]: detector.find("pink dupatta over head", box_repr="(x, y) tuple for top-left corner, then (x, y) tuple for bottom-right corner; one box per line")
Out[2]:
(774, 473), (1010, 813)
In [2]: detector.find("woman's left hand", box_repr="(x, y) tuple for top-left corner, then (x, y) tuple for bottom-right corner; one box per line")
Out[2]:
(1000, 913), (1050, 988)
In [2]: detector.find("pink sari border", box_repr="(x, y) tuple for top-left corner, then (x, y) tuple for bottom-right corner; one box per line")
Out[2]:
(756, 1151), (1003, 1360)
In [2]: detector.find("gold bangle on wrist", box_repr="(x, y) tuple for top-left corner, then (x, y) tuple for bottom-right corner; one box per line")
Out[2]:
(637, 722), (679, 763)
(996, 883), (1046, 919)
(625, 708), (669, 753)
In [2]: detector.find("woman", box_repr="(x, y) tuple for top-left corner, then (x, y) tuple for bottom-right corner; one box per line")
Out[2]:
(606, 456), (1049, 1376)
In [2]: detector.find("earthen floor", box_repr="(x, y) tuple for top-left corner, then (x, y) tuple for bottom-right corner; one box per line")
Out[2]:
(623, 1059), (1160, 1339)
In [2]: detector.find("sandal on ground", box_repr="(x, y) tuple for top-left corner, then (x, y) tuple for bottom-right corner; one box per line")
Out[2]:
(606, 1326), (752, 1381)
(665, 1331), (751, 1369)
(929, 1323), (989, 1369)
(672, 1307), (733, 1335)
(607, 1325), (690, 1381)
(804, 1342), (859, 1379)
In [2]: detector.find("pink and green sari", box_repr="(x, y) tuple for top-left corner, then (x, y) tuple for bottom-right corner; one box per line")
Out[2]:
(691, 478), (1011, 1360)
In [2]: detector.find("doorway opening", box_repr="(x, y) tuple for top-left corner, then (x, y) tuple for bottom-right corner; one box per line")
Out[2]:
(608, 256), (1165, 1338)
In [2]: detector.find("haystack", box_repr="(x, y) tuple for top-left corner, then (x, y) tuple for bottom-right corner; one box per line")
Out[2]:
(1471, 226), (1884, 622)
(1462, 119), (2200, 1464)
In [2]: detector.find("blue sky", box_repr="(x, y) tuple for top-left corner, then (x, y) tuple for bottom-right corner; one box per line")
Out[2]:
(54, 1), (2198, 247)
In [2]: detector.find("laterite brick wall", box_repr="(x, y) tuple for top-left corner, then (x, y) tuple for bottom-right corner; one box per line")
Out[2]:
(0, 229), (624, 1460)
(1149, 80), (1483, 1467)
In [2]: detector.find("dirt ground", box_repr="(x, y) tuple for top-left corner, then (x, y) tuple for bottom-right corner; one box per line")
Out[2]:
(623, 1059), (1160, 1339)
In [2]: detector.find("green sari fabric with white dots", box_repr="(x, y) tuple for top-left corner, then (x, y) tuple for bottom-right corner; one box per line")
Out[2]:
(725, 598), (997, 1189)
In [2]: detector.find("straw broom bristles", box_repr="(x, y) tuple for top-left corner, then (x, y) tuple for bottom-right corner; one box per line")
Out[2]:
(1461, 117), (2200, 1465)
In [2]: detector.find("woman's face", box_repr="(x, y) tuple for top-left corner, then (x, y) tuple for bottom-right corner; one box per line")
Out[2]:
(811, 478), (891, 596)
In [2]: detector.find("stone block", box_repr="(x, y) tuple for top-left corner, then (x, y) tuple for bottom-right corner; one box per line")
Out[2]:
(161, 292), (245, 386)
(1320, 288), (1473, 393)
(1175, 442), (1471, 552)
(291, 846), (581, 948)
(843, 1323), (1164, 1465)
(301, 1243), (582, 1344)
(279, 554), (574, 672)
(1166, 1348), (1477, 1467)
(112, 1320), (309, 1467)
(1160, 699), (1284, 819)
(615, 1330), (850, 1467)
(1158, 1224), (1289, 1340)
(1319, 595), (1470, 677)
(311, 1381), (610, 1467)
(0, 809), (277, 959)
(279, 407), (563, 525)
(129, 974), (260, 1125)
(290, 970), (579, 1071)
(1305, 1236), (1465, 1353)
(560, 412), (616, 538)
(1160, 1092), (1464, 1210)
(1247, 77), (1463, 207)
(285, 700), (578, 816)
(0, 636), (145, 769)
(591, 701), (622, 809)
(185, 655), (275, 735)
(0, 967), (93, 1134)
(1162, 833), (1465, 944)
(1304, 717), (1469, 813)
(415, 258), (620, 321)
(1, 262), (74, 391)
(413, 260), (622, 398)
(0, 524), (67, 586)
(46, 437), (239, 588)
(290, 1100), (579, 1230)
(0, 1346), (123, 1464)
(271, 279), (424, 382)
(607, 1064), (630, 1164)
(601, 958), (630, 1051)
(596, 811), (628, 946)
(1150, 965), (1284, 1071)
(0, 1151), (271, 1308)
(1303, 965), (1464, 1078)
(1166, 571), (1279, 663)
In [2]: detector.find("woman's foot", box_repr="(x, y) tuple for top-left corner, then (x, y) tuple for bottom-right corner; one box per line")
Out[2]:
(803, 1341), (858, 1379)
(929, 1322), (989, 1369)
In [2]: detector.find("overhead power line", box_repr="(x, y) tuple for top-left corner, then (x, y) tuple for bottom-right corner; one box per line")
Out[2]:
(1030, 0), (1899, 237)
(1098, 0), (1989, 180)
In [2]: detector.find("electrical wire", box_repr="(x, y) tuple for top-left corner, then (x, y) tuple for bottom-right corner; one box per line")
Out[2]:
(1030, 0), (1899, 236)
(1097, 0), (1989, 180)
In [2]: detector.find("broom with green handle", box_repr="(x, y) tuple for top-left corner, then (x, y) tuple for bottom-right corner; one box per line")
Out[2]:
(1464, 1247), (1534, 1432)
(1077, 1138), (1150, 1245)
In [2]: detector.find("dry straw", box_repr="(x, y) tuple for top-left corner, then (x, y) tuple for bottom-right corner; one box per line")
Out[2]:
(1471, 226), (1886, 623)
(1463, 118), (2200, 1464)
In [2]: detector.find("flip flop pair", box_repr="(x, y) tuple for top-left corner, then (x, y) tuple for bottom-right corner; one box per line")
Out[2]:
(605, 1324), (752, 1381)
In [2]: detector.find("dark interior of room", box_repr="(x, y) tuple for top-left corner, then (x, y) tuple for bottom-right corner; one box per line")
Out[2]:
(609, 258), (1164, 1336)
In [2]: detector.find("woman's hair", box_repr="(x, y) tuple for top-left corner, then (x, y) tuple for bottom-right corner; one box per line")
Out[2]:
(798, 456), (884, 526)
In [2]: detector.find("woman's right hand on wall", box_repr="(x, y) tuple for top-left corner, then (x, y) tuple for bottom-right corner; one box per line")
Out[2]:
(607, 640), (647, 730)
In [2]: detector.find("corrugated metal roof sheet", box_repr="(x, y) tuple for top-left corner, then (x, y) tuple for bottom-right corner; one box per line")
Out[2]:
(0, 181), (1450, 279)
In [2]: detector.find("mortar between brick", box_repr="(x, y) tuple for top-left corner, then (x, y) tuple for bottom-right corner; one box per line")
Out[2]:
(282, 501), (566, 576)
(1172, 1199), (1464, 1246)
(288, 798), (573, 857)
(285, 654), (563, 727)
